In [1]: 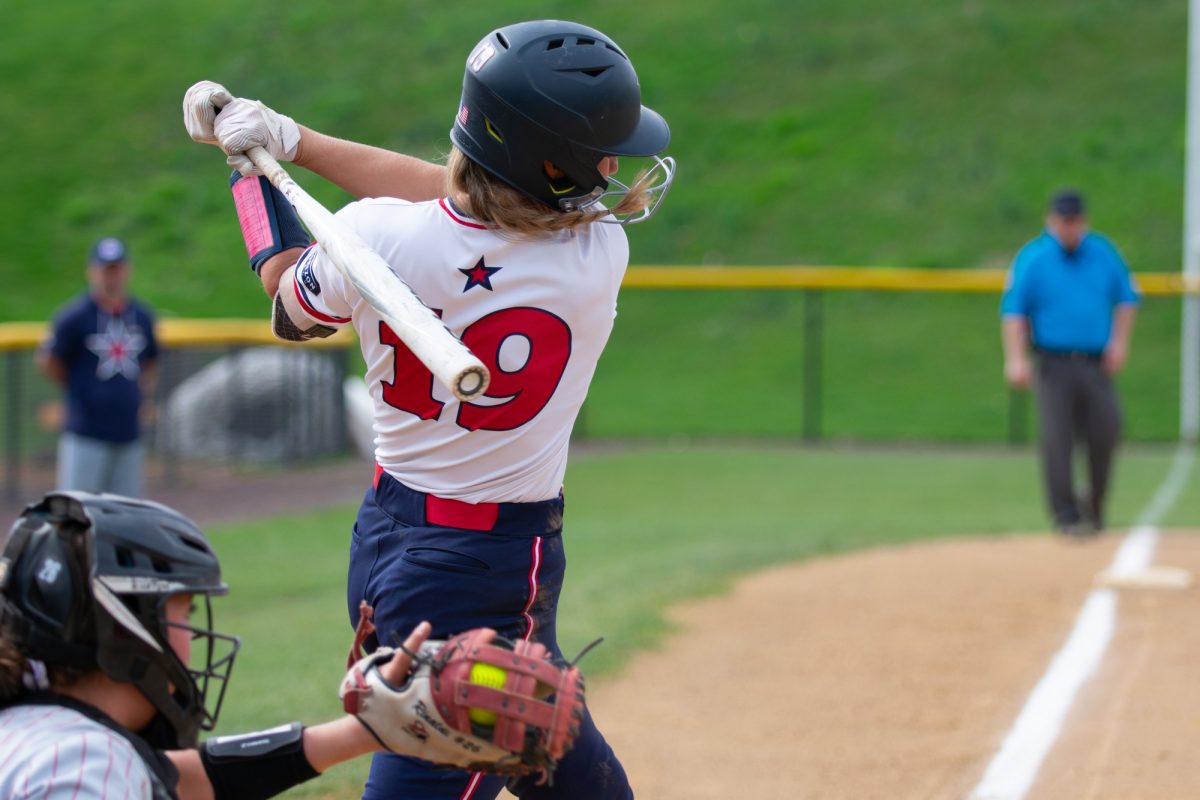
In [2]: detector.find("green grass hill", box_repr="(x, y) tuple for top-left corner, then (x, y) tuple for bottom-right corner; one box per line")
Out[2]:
(1, 0), (1189, 440)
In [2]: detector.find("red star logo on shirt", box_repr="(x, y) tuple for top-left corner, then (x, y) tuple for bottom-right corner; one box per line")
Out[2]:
(85, 316), (145, 380)
(459, 257), (501, 292)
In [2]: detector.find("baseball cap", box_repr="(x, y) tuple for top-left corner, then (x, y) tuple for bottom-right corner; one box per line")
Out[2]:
(1048, 189), (1086, 218)
(89, 237), (128, 266)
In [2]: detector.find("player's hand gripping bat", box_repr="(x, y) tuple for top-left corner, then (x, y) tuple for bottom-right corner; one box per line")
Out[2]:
(244, 146), (489, 402)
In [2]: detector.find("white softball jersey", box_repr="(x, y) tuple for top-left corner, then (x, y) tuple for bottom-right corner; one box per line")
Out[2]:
(284, 197), (628, 503)
(0, 704), (153, 799)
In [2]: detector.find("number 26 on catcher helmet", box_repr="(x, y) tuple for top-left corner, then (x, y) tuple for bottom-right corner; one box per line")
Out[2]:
(450, 19), (676, 223)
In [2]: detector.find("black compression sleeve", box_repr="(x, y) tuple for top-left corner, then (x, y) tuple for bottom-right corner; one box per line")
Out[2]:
(199, 722), (319, 800)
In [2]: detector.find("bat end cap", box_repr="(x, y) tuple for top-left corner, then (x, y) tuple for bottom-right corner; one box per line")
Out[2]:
(453, 366), (490, 401)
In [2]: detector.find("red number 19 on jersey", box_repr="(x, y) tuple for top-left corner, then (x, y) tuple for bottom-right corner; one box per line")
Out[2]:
(380, 307), (571, 431)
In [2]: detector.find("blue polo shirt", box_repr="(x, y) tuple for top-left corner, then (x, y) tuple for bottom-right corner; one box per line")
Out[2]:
(45, 293), (159, 443)
(1000, 230), (1140, 353)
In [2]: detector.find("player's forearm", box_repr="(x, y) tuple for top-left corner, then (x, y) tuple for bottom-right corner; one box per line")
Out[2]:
(35, 351), (67, 385)
(1109, 303), (1137, 350)
(259, 248), (306, 298)
(293, 127), (447, 201)
(300, 716), (381, 773)
(139, 360), (158, 394)
(1001, 316), (1030, 362)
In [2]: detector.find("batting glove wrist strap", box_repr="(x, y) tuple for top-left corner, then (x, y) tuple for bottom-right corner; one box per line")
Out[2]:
(229, 171), (311, 274)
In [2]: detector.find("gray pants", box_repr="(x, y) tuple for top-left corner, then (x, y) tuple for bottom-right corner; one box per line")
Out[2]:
(57, 432), (144, 497)
(1034, 354), (1121, 528)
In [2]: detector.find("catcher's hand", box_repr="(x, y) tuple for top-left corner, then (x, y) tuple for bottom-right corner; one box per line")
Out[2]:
(340, 627), (586, 776)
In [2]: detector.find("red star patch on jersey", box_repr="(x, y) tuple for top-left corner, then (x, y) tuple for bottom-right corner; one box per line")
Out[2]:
(459, 257), (501, 292)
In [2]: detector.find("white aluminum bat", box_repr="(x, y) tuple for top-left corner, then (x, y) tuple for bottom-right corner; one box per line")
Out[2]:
(245, 146), (490, 402)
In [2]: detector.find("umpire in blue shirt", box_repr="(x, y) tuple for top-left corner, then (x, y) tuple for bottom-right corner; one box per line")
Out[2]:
(1000, 190), (1140, 536)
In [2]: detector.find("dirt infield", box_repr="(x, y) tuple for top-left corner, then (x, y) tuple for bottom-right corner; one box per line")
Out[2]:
(580, 531), (1200, 800)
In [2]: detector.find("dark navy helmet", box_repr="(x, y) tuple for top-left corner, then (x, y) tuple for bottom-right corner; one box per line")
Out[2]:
(0, 492), (239, 747)
(450, 20), (674, 218)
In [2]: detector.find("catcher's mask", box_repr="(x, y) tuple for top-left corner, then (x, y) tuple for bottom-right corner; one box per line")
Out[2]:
(450, 19), (675, 222)
(0, 492), (240, 747)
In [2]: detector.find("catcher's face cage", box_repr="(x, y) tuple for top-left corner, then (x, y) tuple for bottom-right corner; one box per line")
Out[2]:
(0, 492), (241, 748)
(93, 577), (239, 748)
(449, 19), (672, 216)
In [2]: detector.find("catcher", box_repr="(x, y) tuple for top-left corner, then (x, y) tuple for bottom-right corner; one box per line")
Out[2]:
(0, 491), (585, 799)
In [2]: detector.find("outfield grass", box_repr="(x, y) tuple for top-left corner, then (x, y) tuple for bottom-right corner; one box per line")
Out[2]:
(583, 291), (1183, 442)
(204, 442), (1198, 797)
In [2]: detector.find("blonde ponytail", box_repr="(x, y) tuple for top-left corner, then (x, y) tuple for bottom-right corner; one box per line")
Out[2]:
(446, 148), (652, 236)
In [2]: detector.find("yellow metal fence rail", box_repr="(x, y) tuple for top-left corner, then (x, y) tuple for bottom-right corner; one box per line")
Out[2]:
(622, 266), (1200, 295)
(1, 266), (1195, 350)
(0, 318), (355, 352)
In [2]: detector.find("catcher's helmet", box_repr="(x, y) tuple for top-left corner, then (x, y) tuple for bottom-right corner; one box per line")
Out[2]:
(0, 492), (239, 747)
(450, 20), (674, 218)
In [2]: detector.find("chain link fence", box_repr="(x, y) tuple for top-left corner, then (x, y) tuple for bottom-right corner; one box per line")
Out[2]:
(1, 322), (354, 504)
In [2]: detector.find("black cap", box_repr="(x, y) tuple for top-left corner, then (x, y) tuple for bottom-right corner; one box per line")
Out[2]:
(1048, 189), (1085, 218)
(88, 237), (127, 266)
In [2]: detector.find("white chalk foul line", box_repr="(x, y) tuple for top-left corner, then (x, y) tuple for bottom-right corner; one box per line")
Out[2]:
(967, 446), (1195, 800)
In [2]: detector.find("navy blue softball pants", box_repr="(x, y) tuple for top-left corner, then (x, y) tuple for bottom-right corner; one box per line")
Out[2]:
(347, 467), (633, 800)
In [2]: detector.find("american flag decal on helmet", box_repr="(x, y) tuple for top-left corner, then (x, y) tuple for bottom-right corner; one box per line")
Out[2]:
(458, 105), (469, 126)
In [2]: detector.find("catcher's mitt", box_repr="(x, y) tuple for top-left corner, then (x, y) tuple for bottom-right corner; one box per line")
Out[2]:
(340, 627), (586, 776)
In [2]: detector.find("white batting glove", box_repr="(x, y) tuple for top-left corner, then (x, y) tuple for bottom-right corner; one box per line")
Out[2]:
(215, 98), (301, 176)
(182, 80), (234, 146)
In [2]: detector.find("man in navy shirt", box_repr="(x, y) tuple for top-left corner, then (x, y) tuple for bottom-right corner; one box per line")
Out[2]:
(37, 237), (159, 496)
(1001, 190), (1140, 537)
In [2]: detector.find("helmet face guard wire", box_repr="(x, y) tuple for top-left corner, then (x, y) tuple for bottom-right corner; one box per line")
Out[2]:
(163, 593), (240, 733)
(562, 155), (676, 225)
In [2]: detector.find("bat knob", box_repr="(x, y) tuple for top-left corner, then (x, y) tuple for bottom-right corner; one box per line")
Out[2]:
(454, 366), (490, 402)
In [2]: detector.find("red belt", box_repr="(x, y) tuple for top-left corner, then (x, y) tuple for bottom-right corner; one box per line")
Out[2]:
(374, 463), (500, 532)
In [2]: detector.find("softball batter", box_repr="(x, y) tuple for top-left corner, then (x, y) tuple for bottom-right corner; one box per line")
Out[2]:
(185, 18), (674, 800)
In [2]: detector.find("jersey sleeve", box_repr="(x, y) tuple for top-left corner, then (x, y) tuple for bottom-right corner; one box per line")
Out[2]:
(139, 305), (160, 362)
(287, 244), (354, 325)
(273, 198), (423, 341)
(45, 305), (82, 361)
(1105, 241), (1141, 305)
(273, 243), (354, 341)
(999, 248), (1033, 317)
(1116, 270), (1141, 305)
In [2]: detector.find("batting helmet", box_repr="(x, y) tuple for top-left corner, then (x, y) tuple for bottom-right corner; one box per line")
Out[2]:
(0, 492), (239, 747)
(450, 20), (674, 217)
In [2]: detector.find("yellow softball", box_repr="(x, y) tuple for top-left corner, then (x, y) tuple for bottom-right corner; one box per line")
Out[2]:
(467, 662), (507, 726)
